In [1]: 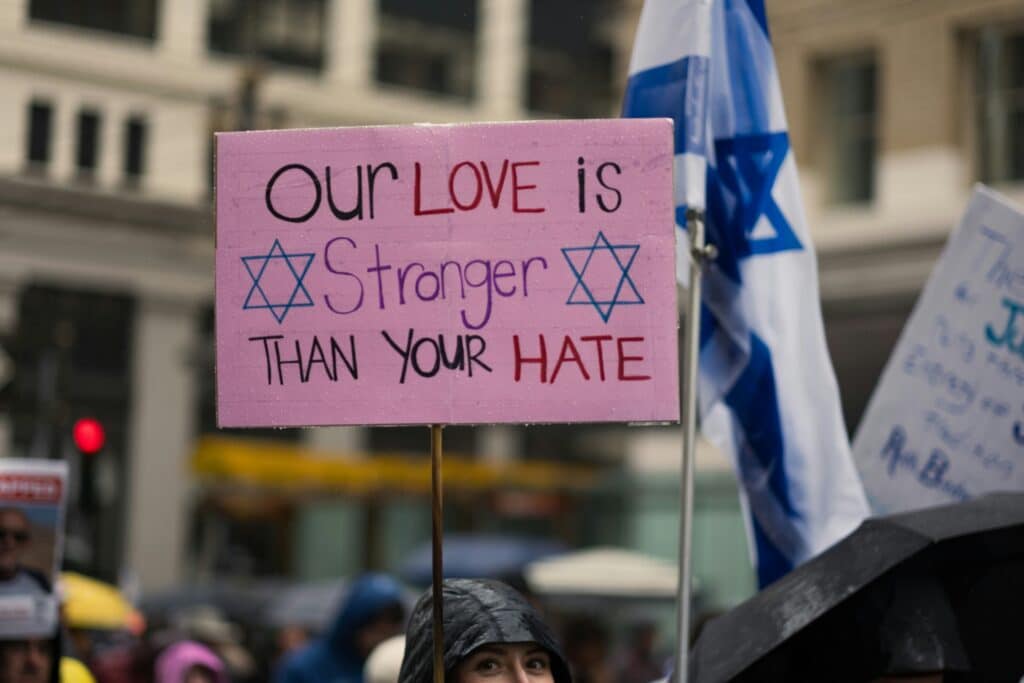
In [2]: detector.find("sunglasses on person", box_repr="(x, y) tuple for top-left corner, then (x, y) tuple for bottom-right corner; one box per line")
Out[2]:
(0, 528), (29, 543)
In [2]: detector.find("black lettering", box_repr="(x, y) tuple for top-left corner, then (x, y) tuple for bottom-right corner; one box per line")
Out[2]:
(367, 162), (398, 219)
(274, 338), (304, 385)
(304, 335), (335, 382)
(266, 164), (320, 223)
(466, 335), (492, 377)
(330, 335), (359, 380)
(577, 156), (586, 213)
(596, 161), (623, 213)
(249, 335), (284, 385)
(439, 334), (466, 371)
(326, 165), (363, 221)
(382, 329), (414, 384)
(412, 337), (441, 377)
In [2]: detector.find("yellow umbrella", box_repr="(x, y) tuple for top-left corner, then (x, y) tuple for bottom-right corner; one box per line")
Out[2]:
(60, 572), (144, 632)
(60, 657), (97, 683)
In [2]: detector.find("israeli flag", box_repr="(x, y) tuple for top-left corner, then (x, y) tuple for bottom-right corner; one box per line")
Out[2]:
(622, 0), (711, 284)
(624, 0), (870, 587)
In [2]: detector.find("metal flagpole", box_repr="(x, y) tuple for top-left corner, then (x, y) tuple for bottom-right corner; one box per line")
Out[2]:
(430, 424), (445, 683)
(675, 209), (715, 683)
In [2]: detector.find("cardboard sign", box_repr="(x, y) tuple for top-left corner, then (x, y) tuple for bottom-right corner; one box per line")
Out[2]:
(853, 186), (1024, 514)
(0, 459), (67, 637)
(215, 120), (678, 427)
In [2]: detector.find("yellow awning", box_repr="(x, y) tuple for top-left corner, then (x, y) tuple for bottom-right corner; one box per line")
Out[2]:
(191, 436), (597, 495)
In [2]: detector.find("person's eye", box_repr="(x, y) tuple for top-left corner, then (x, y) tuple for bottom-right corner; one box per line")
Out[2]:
(525, 656), (550, 672)
(474, 658), (501, 674)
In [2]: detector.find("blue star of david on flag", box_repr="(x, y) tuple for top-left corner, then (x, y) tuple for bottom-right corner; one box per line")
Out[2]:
(561, 231), (644, 323)
(241, 238), (315, 324)
(704, 132), (802, 283)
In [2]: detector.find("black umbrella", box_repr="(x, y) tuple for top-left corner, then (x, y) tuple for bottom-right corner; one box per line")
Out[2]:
(689, 492), (1024, 683)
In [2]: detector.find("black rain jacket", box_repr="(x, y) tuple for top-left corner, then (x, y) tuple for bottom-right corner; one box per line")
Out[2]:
(397, 579), (571, 683)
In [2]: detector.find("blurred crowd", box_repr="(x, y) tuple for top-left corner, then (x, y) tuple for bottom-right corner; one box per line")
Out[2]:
(1, 572), (677, 683)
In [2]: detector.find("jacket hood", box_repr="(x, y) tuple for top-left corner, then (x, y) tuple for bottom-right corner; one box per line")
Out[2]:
(398, 579), (570, 683)
(326, 573), (407, 654)
(155, 641), (228, 683)
(275, 574), (406, 683)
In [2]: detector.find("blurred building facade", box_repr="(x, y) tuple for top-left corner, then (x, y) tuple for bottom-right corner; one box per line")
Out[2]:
(2, 0), (1020, 610)
(767, 0), (1024, 430)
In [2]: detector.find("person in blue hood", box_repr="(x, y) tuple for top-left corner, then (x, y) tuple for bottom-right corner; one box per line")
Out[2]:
(275, 574), (406, 683)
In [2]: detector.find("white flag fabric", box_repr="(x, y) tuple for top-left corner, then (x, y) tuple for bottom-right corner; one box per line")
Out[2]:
(623, 0), (711, 285)
(624, 0), (869, 587)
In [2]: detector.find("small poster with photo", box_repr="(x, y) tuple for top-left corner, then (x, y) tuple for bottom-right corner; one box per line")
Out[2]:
(0, 459), (67, 638)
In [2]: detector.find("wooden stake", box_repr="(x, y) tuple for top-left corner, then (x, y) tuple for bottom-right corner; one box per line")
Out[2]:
(431, 424), (444, 683)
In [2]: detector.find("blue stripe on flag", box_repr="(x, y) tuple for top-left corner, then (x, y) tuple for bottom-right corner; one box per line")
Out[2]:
(739, 0), (770, 39)
(724, 333), (795, 519)
(751, 507), (793, 587)
(622, 56), (709, 155)
(699, 313), (796, 586)
(674, 205), (689, 231)
(705, 163), (744, 284)
(699, 302), (716, 348)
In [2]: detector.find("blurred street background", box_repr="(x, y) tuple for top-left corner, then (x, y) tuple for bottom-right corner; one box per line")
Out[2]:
(0, 0), (1022, 677)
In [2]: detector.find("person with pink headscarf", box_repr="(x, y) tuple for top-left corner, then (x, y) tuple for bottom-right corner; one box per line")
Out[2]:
(154, 642), (228, 683)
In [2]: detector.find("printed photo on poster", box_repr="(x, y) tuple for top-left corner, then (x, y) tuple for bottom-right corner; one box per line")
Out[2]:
(0, 459), (68, 638)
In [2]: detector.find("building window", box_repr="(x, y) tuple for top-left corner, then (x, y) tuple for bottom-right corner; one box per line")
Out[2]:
(76, 109), (101, 180)
(820, 56), (876, 204)
(375, 0), (477, 100)
(25, 100), (53, 171)
(527, 1), (616, 117)
(975, 27), (1024, 184)
(208, 0), (326, 71)
(29, 0), (157, 40)
(123, 115), (146, 186)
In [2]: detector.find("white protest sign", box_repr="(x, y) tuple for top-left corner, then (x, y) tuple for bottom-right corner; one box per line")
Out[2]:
(853, 186), (1024, 514)
(0, 459), (67, 637)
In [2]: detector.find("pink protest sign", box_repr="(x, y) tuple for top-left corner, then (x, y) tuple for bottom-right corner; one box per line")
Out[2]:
(215, 119), (678, 427)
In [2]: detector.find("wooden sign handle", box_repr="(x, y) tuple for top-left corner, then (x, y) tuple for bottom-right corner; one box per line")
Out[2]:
(430, 424), (444, 683)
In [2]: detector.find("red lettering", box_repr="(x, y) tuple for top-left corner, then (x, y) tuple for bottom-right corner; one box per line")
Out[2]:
(511, 161), (545, 213)
(481, 160), (510, 208)
(0, 475), (63, 503)
(617, 337), (651, 381)
(550, 336), (590, 383)
(513, 334), (547, 383)
(580, 335), (613, 381)
(414, 162), (454, 216)
(449, 161), (483, 211)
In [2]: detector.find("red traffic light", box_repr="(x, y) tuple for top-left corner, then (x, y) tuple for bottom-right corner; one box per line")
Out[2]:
(72, 418), (105, 456)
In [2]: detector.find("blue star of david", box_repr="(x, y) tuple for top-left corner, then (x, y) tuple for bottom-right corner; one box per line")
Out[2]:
(694, 132), (802, 283)
(561, 231), (644, 323)
(241, 239), (315, 324)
